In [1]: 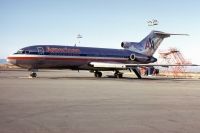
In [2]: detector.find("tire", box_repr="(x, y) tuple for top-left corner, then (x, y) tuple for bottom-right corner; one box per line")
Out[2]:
(30, 72), (37, 78)
(97, 72), (102, 78)
(114, 73), (123, 78)
(94, 72), (102, 78)
(118, 73), (123, 78)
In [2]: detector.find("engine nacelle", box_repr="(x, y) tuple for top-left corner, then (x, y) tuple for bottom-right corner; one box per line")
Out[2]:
(129, 53), (157, 63)
(129, 54), (136, 61)
(121, 42), (136, 49)
(122, 41), (157, 63)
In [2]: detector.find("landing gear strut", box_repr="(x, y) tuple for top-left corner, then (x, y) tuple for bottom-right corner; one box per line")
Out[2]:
(129, 68), (142, 79)
(114, 71), (123, 78)
(94, 71), (102, 78)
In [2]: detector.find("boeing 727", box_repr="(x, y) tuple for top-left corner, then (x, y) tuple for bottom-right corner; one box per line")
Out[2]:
(7, 31), (196, 78)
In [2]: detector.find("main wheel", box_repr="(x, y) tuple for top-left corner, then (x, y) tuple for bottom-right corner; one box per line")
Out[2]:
(118, 73), (123, 78)
(114, 73), (123, 78)
(98, 72), (102, 78)
(94, 72), (102, 78)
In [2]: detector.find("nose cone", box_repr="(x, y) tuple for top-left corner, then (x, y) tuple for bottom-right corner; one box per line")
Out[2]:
(7, 55), (16, 65)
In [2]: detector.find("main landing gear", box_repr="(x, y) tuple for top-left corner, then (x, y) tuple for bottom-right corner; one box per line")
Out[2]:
(114, 71), (123, 78)
(93, 71), (123, 79)
(94, 71), (102, 78)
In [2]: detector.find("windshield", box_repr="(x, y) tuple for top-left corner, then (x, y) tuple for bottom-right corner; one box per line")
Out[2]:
(15, 49), (25, 54)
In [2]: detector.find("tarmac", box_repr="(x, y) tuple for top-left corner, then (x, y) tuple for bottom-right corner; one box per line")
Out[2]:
(0, 69), (200, 133)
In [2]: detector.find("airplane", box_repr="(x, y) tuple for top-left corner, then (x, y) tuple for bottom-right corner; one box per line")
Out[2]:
(7, 30), (197, 78)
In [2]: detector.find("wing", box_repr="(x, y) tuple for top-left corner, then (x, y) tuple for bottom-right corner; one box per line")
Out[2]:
(89, 62), (126, 69)
(89, 62), (199, 69)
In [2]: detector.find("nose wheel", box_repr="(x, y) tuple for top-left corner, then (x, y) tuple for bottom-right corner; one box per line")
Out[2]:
(29, 69), (38, 78)
(30, 72), (37, 78)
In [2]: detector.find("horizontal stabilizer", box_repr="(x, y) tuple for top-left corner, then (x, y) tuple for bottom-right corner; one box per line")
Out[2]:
(154, 31), (189, 37)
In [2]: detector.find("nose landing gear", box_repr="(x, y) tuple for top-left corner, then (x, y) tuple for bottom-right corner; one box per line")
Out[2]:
(30, 72), (37, 78)
(29, 69), (38, 78)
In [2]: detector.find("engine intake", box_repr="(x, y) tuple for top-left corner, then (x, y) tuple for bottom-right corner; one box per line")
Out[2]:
(129, 54), (135, 61)
(121, 42), (131, 48)
(121, 41), (138, 49)
(128, 53), (157, 63)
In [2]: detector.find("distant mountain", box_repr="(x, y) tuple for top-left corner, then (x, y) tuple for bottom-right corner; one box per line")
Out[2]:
(0, 59), (7, 64)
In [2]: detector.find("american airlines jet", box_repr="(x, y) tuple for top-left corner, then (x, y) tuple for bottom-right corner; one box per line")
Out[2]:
(7, 31), (195, 78)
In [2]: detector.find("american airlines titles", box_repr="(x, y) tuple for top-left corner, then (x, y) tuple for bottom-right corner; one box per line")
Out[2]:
(46, 47), (81, 54)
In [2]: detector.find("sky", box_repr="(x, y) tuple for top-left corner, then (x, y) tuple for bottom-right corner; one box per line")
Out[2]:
(0, 0), (200, 64)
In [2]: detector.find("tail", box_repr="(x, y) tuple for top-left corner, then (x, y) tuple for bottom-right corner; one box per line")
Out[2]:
(121, 31), (188, 56)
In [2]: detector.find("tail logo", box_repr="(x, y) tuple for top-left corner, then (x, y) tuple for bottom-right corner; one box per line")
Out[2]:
(145, 38), (155, 49)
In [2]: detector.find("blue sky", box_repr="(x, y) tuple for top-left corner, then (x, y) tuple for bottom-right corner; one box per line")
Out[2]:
(1, 0), (200, 64)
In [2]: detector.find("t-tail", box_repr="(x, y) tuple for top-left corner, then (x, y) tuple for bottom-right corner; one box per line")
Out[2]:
(121, 31), (188, 56)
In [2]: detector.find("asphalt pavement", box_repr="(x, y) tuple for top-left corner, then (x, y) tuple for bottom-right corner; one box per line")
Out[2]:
(0, 70), (200, 133)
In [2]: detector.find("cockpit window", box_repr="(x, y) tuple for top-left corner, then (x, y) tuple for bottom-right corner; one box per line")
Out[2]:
(16, 50), (25, 54)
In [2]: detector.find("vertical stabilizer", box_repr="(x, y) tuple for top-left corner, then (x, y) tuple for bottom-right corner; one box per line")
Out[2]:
(138, 31), (168, 56)
(121, 31), (188, 56)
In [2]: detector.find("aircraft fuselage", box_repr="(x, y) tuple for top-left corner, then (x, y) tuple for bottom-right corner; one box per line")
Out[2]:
(7, 45), (157, 71)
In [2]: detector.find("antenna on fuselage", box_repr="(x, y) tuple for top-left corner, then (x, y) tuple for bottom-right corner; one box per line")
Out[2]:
(75, 34), (82, 47)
